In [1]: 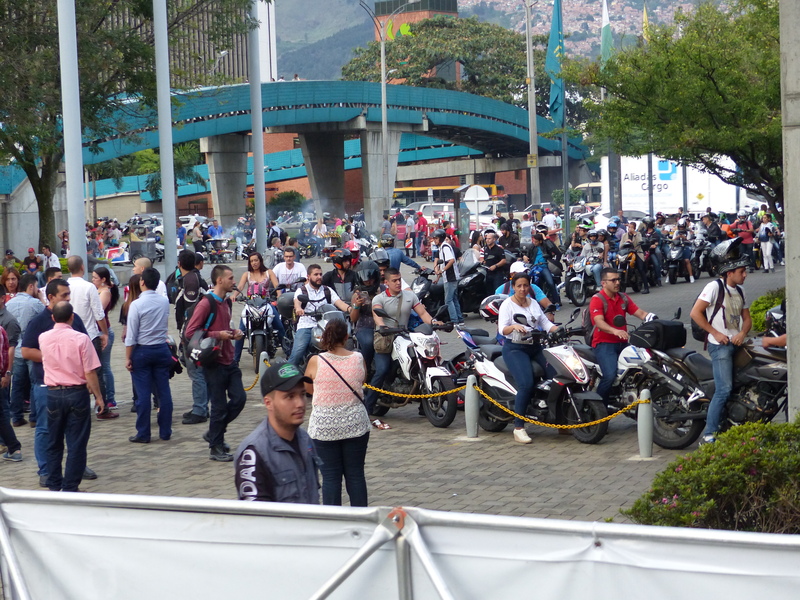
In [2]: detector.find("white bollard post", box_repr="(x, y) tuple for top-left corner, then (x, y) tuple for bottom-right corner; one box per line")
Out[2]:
(465, 375), (479, 438)
(637, 388), (654, 458)
(258, 351), (271, 382)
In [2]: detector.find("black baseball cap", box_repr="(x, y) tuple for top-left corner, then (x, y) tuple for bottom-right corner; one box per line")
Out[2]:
(261, 363), (311, 396)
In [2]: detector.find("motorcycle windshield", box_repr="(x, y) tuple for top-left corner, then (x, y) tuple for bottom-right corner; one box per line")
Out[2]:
(459, 248), (480, 275)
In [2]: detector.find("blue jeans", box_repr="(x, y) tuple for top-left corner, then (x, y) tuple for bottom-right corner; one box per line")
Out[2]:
(10, 357), (32, 423)
(365, 351), (393, 416)
(33, 383), (49, 476)
(131, 343), (174, 441)
(313, 431), (370, 506)
(501, 342), (546, 428)
(415, 233), (424, 255)
(591, 263), (603, 287)
(355, 328), (375, 373)
(0, 386), (20, 454)
(46, 385), (92, 492)
(100, 329), (115, 404)
(594, 342), (626, 404)
(288, 327), (313, 367)
(204, 361), (247, 447)
(537, 265), (559, 304)
(185, 355), (208, 418)
(704, 342), (736, 437)
(648, 252), (662, 282)
(443, 280), (463, 323)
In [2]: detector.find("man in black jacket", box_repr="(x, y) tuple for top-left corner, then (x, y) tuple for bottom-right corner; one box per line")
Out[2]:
(234, 363), (319, 503)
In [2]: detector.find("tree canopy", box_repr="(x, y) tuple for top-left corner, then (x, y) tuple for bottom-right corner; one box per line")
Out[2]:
(0, 0), (255, 248)
(573, 0), (782, 220)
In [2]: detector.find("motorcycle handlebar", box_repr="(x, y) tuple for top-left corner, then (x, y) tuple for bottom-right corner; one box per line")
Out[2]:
(378, 326), (406, 335)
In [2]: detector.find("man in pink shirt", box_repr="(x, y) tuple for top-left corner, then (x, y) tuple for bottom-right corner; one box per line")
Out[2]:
(415, 211), (428, 257)
(39, 301), (104, 492)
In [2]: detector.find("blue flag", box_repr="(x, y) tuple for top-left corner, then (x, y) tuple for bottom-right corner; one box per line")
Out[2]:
(546, 0), (565, 127)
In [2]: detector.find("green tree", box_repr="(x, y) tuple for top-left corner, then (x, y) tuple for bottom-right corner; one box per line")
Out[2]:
(0, 0), (256, 249)
(136, 142), (207, 202)
(572, 0), (782, 223)
(269, 190), (305, 214)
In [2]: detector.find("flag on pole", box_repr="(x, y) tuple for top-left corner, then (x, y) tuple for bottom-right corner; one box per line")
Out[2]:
(545, 0), (565, 127)
(643, 1), (652, 42)
(601, 0), (613, 65)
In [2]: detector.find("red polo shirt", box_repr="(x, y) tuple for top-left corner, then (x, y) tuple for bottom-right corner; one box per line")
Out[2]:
(589, 290), (639, 347)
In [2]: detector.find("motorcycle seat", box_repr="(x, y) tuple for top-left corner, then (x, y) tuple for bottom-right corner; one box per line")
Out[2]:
(684, 352), (714, 381)
(479, 344), (503, 361)
(664, 347), (694, 361)
(494, 356), (545, 382)
(572, 343), (597, 363)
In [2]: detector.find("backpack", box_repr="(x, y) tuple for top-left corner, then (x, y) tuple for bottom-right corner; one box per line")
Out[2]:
(183, 293), (230, 368)
(690, 279), (744, 344)
(165, 267), (183, 304)
(301, 284), (332, 306)
(582, 292), (629, 346)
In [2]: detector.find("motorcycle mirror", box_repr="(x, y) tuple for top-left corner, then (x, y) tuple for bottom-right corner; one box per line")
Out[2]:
(513, 314), (528, 325)
(570, 308), (580, 320)
(296, 294), (310, 308)
(613, 315), (626, 328)
(374, 307), (390, 319)
(674, 307), (682, 320)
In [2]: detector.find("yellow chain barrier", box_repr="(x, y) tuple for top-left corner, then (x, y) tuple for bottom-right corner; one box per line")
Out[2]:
(473, 385), (650, 429)
(245, 374), (259, 392)
(363, 382), (466, 398)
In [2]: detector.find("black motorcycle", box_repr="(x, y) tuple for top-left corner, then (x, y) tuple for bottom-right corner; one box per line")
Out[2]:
(665, 238), (693, 284)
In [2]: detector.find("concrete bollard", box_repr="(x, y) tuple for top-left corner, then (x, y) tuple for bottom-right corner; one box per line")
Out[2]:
(465, 374), (479, 438)
(258, 351), (271, 381)
(637, 388), (654, 458)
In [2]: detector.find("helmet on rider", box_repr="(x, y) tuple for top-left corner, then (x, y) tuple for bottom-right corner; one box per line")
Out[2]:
(587, 229), (599, 239)
(677, 217), (688, 229)
(431, 229), (446, 242)
(596, 229), (608, 239)
(479, 295), (507, 322)
(380, 233), (395, 248)
(712, 237), (750, 275)
(370, 249), (390, 268)
(331, 248), (352, 270)
(737, 209), (748, 218)
(606, 221), (618, 232)
(355, 260), (380, 294)
(535, 223), (549, 234)
(642, 217), (655, 229)
(578, 218), (594, 230)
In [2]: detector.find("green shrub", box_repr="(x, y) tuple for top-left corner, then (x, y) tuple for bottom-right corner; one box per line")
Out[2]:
(749, 287), (784, 332)
(624, 421), (800, 533)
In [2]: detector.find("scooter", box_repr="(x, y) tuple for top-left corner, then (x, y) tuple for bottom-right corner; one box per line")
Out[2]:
(665, 238), (693, 284)
(373, 305), (458, 428)
(455, 308), (609, 443)
(565, 254), (599, 307)
(690, 234), (715, 279)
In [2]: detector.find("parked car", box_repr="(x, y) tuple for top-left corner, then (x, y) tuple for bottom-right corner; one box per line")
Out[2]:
(593, 210), (649, 230)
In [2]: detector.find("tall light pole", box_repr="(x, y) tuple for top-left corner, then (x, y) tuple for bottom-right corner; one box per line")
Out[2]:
(524, 0), (541, 209)
(360, 0), (420, 232)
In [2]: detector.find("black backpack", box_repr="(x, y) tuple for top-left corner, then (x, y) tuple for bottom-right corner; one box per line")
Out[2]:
(165, 267), (183, 304)
(582, 292), (629, 346)
(690, 279), (744, 343)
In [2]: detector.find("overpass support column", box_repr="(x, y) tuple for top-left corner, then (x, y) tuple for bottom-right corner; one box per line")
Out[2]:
(361, 128), (402, 235)
(298, 132), (346, 218)
(201, 134), (249, 229)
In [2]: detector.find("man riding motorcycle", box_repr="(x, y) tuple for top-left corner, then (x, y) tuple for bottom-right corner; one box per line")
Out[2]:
(641, 217), (663, 287)
(322, 249), (357, 301)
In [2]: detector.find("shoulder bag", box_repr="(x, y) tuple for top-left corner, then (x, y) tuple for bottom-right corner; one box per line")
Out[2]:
(373, 293), (402, 354)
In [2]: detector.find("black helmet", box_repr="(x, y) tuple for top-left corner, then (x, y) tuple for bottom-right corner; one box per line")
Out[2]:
(380, 234), (395, 248)
(371, 249), (390, 268)
(432, 228), (446, 241)
(331, 248), (352, 270)
(587, 229), (598, 238)
(642, 217), (655, 228)
(355, 260), (380, 294)
(712, 237), (749, 275)
(188, 336), (220, 368)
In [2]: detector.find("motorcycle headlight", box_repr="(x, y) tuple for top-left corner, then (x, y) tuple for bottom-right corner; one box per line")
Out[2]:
(421, 337), (440, 358)
(559, 352), (587, 380)
(412, 282), (425, 294)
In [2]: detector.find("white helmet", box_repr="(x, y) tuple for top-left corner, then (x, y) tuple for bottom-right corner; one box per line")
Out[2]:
(510, 261), (527, 274)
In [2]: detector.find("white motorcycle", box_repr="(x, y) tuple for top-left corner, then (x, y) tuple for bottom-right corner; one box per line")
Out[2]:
(373, 306), (458, 428)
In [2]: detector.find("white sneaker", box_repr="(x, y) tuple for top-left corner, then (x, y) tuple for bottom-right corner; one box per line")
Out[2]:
(690, 276), (695, 283)
(513, 428), (532, 444)
(781, 260), (785, 266)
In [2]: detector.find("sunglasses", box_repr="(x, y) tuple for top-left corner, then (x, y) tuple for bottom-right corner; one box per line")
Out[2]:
(603, 278), (621, 283)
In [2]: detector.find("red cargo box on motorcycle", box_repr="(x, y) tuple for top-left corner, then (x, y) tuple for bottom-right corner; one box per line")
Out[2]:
(629, 320), (686, 351)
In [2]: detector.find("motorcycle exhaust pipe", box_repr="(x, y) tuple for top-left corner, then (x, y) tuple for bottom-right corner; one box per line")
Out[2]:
(640, 362), (688, 396)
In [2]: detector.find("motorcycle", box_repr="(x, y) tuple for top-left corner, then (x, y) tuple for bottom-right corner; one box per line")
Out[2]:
(456, 308), (609, 443)
(665, 238), (693, 284)
(617, 241), (643, 293)
(292, 294), (352, 368)
(455, 249), (491, 315)
(206, 238), (234, 263)
(237, 292), (280, 373)
(372, 306), (459, 428)
(690, 234), (715, 279)
(565, 254), (600, 307)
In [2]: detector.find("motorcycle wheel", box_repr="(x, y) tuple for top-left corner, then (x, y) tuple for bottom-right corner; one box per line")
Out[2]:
(629, 270), (641, 292)
(567, 280), (587, 307)
(478, 408), (509, 432)
(252, 336), (266, 374)
(566, 399), (608, 444)
(650, 387), (705, 449)
(668, 268), (677, 285)
(422, 377), (458, 428)
(372, 404), (390, 417)
(691, 260), (701, 280)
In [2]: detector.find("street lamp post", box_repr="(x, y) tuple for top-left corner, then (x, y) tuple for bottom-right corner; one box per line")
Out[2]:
(524, 0), (541, 210)
(360, 0), (420, 232)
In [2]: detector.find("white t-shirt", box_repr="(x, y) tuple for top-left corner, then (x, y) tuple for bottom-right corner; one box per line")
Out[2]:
(497, 296), (552, 341)
(440, 242), (460, 281)
(273, 262), (307, 287)
(296, 285), (341, 330)
(67, 275), (105, 340)
(697, 279), (748, 345)
(542, 213), (557, 230)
